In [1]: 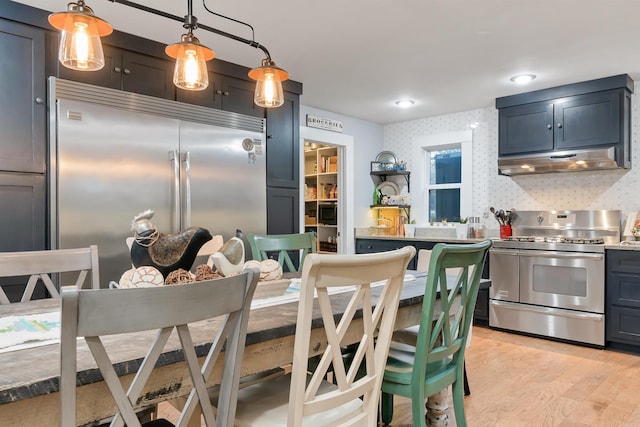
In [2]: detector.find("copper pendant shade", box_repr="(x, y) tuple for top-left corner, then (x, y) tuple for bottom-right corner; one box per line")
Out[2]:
(248, 58), (290, 108)
(48, 1), (113, 71)
(166, 31), (215, 91)
(48, 0), (289, 107)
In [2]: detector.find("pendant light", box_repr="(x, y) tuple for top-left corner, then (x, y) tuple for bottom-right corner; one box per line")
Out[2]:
(165, 3), (214, 91)
(248, 58), (290, 108)
(48, 0), (113, 71)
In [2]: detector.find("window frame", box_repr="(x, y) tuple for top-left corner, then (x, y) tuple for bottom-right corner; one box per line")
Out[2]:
(411, 130), (473, 225)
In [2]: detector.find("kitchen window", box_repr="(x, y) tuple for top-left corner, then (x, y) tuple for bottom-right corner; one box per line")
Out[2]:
(428, 149), (461, 222)
(411, 130), (472, 225)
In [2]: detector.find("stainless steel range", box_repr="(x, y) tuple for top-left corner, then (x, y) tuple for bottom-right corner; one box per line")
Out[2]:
(489, 210), (620, 347)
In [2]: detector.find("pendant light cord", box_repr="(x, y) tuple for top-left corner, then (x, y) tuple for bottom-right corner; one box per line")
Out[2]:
(107, 0), (273, 60)
(201, 0), (256, 45)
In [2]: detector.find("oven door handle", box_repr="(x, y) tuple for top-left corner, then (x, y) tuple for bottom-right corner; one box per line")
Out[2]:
(490, 248), (519, 255)
(490, 300), (604, 321)
(517, 250), (603, 260)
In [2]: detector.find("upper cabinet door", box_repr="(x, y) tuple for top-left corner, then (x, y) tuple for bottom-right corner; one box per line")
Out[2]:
(58, 43), (122, 90)
(0, 19), (45, 173)
(221, 76), (265, 118)
(498, 101), (554, 156)
(121, 50), (175, 100)
(176, 71), (223, 109)
(266, 91), (300, 188)
(58, 45), (175, 100)
(554, 89), (621, 151)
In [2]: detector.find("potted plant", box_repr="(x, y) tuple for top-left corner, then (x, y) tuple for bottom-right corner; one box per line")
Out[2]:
(404, 219), (417, 238)
(455, 217), (469, 239)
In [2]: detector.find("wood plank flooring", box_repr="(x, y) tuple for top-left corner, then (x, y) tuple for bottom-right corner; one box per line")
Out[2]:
(158, 326), (640, 426)
(391, 327), (640, 426)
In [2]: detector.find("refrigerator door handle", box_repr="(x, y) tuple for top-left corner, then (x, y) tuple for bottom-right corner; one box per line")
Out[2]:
(170, 149), (180, 232)
(183, 151), (192, 228)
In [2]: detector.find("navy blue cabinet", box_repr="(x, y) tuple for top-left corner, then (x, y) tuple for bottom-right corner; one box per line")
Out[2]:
(606, 249), (640, 351)
(498, 102), (554, 156)
(497, 75), (633, 166)
(0, 18), (46, 173)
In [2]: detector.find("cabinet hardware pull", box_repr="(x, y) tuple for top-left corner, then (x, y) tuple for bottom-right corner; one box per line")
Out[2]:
(223, 91), (230, 96)
(123, 69), (131, 75)
(114, 67), (121, 73)
(557, 123), (563, 128)
(215, 90), (222, 94)
(549, 154), (577, 159)
(546, 124), (552, 129)
(34, 97), (44, 104)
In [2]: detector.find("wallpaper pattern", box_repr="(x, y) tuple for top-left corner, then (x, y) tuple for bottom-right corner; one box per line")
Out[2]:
(384, 82), (640, 231)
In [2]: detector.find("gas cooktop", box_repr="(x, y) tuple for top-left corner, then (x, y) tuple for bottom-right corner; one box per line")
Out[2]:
(502, 236), (605, 244)
(492, 210), (620, 253)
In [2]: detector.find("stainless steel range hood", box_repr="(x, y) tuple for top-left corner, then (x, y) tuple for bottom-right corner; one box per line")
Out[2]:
(498, 147), (627, 176)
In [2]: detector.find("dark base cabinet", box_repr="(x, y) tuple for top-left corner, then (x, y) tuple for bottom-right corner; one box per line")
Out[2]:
(474, 285), (490, 326)
(355, 238), (490, 324)
(0, 172), (46, 302)
(267, 187), (300, 235)
(606, 250), (640, 351)
(356, 238), (432, 270)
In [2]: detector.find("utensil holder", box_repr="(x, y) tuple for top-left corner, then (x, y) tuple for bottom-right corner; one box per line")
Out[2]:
(499, 225), (512, 239)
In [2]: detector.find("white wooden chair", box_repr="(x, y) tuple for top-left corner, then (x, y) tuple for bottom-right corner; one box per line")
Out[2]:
(232, 246), (416, 426)
(60, 268), (259, 427)
(0, 245), (99, 304)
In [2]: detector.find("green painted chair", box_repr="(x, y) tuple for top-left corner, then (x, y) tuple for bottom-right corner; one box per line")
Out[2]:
(380, 239), (492, 426)
(247, 232), (317, 272)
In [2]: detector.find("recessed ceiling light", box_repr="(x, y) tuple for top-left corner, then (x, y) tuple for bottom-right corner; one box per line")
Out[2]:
(395, 99), (415, 108)
(469, 121), (480, 129)
(510, 74), (536, 85)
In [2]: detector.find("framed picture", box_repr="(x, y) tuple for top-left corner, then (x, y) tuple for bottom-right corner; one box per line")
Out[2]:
(370, 161), (385, 172)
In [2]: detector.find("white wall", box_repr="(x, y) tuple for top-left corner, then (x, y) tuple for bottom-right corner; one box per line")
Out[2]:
(384, 82), (640, 234)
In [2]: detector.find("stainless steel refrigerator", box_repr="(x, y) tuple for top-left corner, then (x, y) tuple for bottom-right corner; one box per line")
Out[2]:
(49, 78), (267, 285)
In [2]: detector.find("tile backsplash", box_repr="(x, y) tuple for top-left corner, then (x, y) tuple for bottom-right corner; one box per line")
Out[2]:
(384, 82), (640, 230)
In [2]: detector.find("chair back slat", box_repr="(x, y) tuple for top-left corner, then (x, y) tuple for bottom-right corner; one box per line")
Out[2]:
(60, 268), (259, 427)
(287, 246), (415, 425)
(0, 245), (99, 304)
(247, 232), (316, 272)
(414, 241), (491, 381)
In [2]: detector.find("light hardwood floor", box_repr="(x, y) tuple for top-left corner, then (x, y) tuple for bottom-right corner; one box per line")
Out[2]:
(158, 327), (640, 426)
(391, 326), (640, 426)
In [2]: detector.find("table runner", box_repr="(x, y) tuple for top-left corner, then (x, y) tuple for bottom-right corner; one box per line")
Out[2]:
(0, 311), (60, 353)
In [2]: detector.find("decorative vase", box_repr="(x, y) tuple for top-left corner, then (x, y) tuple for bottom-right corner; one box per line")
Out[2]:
(404, 224), (416, 238)
(455, 223), (468, 240)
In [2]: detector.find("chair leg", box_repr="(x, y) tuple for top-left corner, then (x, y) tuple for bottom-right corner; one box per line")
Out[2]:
(463, 361), (470, 396)
(381, 392), (394, 425)
(451, 377), (468, 427)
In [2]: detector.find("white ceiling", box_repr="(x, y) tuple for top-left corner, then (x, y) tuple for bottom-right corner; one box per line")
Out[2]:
(15, 0), (640, 124)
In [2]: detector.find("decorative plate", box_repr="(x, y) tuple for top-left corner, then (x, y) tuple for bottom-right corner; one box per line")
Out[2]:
(377, 181), (400, 197)
(375, 151), (398, 165)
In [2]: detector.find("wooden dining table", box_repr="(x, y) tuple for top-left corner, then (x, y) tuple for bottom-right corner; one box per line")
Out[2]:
(0, 271), (484, 427)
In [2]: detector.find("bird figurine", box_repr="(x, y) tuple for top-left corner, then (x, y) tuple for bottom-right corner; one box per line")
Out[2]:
(208, 236), (245, 277)
(129, 209), (213, 278)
